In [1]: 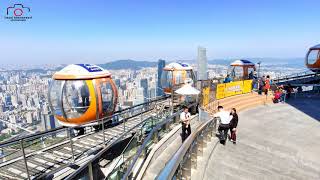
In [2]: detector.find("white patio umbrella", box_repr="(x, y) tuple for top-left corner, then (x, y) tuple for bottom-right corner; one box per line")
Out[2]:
(175, 84), (200, 95)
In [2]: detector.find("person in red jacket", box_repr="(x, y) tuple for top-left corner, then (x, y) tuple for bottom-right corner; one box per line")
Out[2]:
(273, 89), (281, 103)
(264, 75), (271, 95)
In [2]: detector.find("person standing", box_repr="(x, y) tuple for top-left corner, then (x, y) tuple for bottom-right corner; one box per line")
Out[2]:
(258, 78), (265, 95)
(223, 74), (232, 83)
(214, 106), (232, 145)
(249, 71), (254, 80)
(264, 75), (271, 95)
(80, 85), (90, 107)
(180, 106), (191, 142)
(229, 108), (238, 144)
(71, 85), (79, 111)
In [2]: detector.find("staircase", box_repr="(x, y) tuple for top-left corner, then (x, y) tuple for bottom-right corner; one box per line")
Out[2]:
(206, 92), (273, 115)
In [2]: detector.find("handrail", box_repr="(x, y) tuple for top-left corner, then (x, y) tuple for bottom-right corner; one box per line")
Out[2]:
(0, 95), (169, 147)
(0, 127), (66, 148)
(122, 103), (197, 180)
(274, 71), (319, 83)
(106, 116), (159, 177)
(157, 117), (216, 180)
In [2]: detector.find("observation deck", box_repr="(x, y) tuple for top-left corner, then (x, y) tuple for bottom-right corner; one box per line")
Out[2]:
(1, 80), (319, 180)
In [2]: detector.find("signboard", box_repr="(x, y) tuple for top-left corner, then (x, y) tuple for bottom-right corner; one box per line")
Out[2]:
(302, 85), (313, 91)
(243, 80), (253, 94)
(77, 64), (103, 72)
(215, 80), (253, 100)
(202, 87), (210, 106)
(216, 83), (226, 100)
(225, 81), (243, 97)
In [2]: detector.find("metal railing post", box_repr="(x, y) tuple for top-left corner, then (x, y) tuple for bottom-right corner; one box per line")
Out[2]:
(140, 106), (143, 122)
(165, 120), (170, 132)
(102, 118), (106, 146)
(284, 92), (287, 103)
(153, 129), (159, 143)
(68, 128), (75, 162)
(123, 118), (126, 132)
(88, 162), (94, 180)
(20, 140), (31, 180)
(41, 137), (46, 148)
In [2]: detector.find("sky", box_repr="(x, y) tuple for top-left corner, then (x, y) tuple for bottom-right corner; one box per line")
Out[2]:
(0, 0), (320, 64)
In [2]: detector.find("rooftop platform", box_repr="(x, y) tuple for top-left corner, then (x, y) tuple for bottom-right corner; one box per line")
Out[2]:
(202, 98), (320, 180)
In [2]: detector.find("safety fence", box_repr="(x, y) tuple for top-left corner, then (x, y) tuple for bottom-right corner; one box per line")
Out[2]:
(0, 96), (170, 180)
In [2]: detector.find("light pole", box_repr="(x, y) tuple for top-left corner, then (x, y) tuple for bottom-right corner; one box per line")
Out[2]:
(256, 61), (262, 93)
(257, 61), (261, 78)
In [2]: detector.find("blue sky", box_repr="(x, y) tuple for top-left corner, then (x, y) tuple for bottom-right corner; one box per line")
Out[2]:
(0, 0), (319, 64)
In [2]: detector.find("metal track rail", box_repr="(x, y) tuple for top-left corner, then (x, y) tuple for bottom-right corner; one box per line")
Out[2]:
(274, 71), (320, 84)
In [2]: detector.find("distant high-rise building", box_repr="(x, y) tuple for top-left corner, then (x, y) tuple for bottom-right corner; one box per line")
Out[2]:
(5, 95), (12, 106)
(135, 88), (145, 105)
(115, 79), (121, 88)
(0, 103), (5, 113)
(26, 112), (33, 124)
(140, 79), (148, 102)
(157, 59), (166, 96)
(197, 46), (208, 80)
(11, 95), (18, 107)
(49, 114), (56, 129)
(149, 88), (156, 99)
(0, 121), (4, 131)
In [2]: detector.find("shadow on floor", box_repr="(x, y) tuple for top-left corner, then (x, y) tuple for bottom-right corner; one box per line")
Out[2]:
(285, 96), (320, 121)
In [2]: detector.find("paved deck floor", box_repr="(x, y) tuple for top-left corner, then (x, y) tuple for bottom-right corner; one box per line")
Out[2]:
(202, 101), (320, 180)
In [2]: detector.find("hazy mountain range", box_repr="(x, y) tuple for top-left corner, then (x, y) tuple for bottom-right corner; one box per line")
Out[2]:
(2, 58), (305, 71)
(98, 58), (305, 70)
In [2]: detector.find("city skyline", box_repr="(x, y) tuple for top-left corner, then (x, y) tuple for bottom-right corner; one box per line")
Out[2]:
(0, 0), (320, 64)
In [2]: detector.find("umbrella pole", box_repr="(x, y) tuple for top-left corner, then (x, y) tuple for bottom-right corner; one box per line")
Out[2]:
(171, 74), (174, 115)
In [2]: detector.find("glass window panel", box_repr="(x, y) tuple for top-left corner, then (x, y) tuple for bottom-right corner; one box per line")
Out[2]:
(175, 71), (183, 84)
(62, 80), (90, 119)
(307, 50), (320, 64)
(101, 81), (114, 114)
(49, 80), (63, 116)
(161, 71), (173, 88)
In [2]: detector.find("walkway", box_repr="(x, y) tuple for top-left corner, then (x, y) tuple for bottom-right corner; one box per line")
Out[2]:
(202, 101), (320, 180)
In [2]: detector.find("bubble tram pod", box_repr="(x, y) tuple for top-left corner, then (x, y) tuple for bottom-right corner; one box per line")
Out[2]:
(229, 59), (256, 80)
(48, 64), (118, 134)
(306, 44), (320, 72)
(161, 62), (196, 94)
(161, 62), (197, 111)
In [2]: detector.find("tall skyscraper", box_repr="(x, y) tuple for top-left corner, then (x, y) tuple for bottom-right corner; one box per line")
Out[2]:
(197, 46), (208, 80)
(49, 114), (56, 129)
(140, 79), (148, 102)
(5, 95), (12, 106)
(157, 59), (166, 96)
(115, 79), (121, 88)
